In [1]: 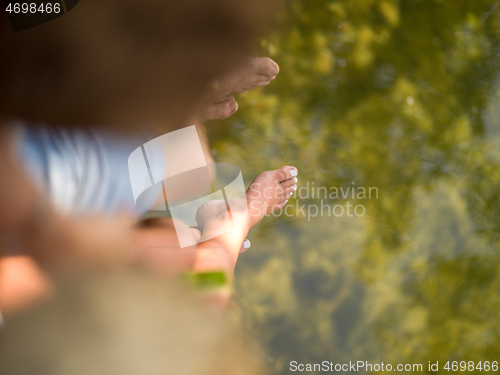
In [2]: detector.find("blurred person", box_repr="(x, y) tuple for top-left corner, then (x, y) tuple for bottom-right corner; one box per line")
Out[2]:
(11, 56), (279, 218)
(0, 0), (291, 318)
(0, 0), (277, 230)
(0, 57), (287, 317)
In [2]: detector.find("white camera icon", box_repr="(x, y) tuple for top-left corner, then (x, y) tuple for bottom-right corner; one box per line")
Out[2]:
(128, 126), (247, 247)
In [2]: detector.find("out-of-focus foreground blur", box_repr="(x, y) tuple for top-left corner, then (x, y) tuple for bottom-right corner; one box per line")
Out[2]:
(0, 270), (262, 375)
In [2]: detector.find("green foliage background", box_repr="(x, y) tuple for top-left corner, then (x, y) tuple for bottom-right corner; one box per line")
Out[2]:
(209, 0), (500, 373)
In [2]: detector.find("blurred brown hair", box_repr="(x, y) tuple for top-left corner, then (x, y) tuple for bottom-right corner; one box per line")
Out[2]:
(0, 0), (275, 130)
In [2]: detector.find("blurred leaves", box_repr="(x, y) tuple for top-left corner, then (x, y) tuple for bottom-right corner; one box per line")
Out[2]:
(209, 0), (500, 372)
